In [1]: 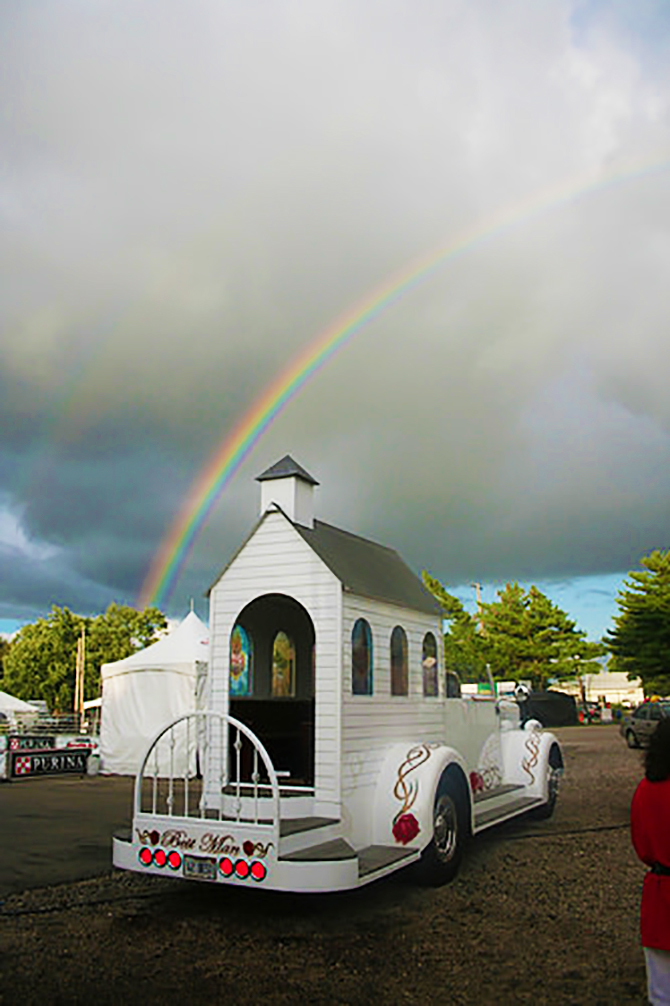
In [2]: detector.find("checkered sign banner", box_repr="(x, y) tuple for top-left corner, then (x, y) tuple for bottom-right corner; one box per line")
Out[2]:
(13, 755), (32, 776)
(9, 749), (90, 778)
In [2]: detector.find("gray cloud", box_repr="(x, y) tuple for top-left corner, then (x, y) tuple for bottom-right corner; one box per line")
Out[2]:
(1, 0), (669, 628)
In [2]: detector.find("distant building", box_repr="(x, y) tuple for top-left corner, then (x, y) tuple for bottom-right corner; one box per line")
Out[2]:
(559, 671), (644, 707)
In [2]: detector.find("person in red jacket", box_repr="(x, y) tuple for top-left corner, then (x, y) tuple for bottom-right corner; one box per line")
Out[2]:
(631, 716), (670, 1004)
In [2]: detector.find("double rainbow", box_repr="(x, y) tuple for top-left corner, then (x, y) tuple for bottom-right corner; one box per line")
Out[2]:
(138, 157), (669, 609)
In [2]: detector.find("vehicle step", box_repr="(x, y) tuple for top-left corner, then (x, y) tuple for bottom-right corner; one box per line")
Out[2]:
(281, 839), (357, 862)
(279, 816), (340, 837)
(475, 795), (543, 829)
(222, 784), (314, 799)
(473, 783), (524, 804)
(358, 845), (417, 878)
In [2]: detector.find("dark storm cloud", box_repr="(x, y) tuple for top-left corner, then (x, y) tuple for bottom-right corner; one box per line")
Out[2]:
(1, 0), (670, 625)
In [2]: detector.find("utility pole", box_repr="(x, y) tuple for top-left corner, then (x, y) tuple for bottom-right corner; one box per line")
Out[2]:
(74, 625), (86, 722)
(471, 582), (484, 633)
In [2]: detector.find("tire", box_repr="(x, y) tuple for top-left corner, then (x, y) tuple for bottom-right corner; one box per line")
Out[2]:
(626, 730), (639, 749)
(528, 744), (563, 821)
(415, 769), (469, 887)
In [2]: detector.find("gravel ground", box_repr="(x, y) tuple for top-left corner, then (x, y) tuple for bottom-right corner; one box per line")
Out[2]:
(0, 725), (650, 1005)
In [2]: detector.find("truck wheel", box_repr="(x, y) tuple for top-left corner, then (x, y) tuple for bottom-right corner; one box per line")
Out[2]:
(416, 770), (468, 887)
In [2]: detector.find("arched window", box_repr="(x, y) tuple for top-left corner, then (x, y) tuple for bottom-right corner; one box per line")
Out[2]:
(230, 624), (253, 696)
(422, 632), (438, 697)
(272, 631), (296, 697)
(352, 619), (373, 695)
(390, 626), (408, 696)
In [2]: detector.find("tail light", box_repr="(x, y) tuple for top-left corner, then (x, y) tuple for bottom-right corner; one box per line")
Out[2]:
(234, 859), (250, 880)
(250, 861), (267, 882)
(167, 850), (182, 870)
(153, 848), (167, 868)
(138, 847), (153, 866)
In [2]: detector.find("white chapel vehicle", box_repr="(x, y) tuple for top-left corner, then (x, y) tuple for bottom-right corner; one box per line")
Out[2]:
(113, 457), (563, 892)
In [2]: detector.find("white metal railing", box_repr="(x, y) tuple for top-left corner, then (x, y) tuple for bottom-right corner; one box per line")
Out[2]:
(133, 712), (281, 834)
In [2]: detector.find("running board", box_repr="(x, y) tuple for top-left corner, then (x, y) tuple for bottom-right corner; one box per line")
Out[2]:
(358, 845), (419, 879)
(474, 795), (543, 830)
(473, 783), (524, 803)
(280, 841), (418, 881)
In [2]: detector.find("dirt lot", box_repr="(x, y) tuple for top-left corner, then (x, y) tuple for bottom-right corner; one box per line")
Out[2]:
(0, 725), (651, 1004)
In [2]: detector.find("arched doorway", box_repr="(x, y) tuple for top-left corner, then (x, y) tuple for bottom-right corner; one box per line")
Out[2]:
(229, 594), (315, 786)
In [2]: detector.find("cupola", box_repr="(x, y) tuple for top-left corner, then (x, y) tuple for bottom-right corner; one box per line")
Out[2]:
(256, 455), (318, 528)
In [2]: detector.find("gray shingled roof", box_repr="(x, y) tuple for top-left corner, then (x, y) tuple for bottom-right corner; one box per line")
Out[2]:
(293, 519), (441, 615)
(256, 455), (319, 486)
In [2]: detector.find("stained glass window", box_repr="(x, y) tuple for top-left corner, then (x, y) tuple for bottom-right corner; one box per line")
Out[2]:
(352, 618), (373, 695)
(390, 626), (408, 696)
(422, 632), (438, 697)
(230, 624), (253, 697)
(272, 631), (296, 697)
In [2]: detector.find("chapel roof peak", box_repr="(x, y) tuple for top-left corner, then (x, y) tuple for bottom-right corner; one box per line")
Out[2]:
(256, 455), (319, 486)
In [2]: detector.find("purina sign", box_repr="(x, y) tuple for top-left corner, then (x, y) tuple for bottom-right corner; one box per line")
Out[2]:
(9, 735), (56, 751)
(10, 749), (91, 778)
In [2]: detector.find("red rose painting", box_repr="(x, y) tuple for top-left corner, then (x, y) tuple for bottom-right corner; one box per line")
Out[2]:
(469, 771), (484, 793)
(392, 812), (420, 845)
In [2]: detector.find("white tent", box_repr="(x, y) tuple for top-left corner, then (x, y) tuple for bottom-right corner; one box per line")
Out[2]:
(0, 691), (39, 715)
(100, 611), (209, 775)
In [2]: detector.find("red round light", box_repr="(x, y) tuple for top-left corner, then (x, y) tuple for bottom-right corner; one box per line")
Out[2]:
(153, 848), (167, 868)
(167, 850), (182, 870)
(250, 861), (266, 882)
(235, 859), (250, 879)
(139, 847), (153, 866)
(219, 856), (234, 877)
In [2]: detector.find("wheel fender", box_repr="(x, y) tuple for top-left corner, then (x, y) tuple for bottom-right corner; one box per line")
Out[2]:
(498, 728), (559, 796)
(372, 742), (470, 851)
(507, 728), (563, 800)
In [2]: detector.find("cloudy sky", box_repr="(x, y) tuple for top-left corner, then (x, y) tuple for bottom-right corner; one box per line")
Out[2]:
(2, 0), (670, 642)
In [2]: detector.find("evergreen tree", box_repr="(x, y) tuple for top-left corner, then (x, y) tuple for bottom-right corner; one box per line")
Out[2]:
(422, 572), (486, 682)
(422, 573), (604, 690)
(481, 583), (604, 690)
(607, 550), (670, 696)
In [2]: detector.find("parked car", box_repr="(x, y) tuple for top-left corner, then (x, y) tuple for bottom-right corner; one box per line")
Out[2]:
(620, 700), (670, 748)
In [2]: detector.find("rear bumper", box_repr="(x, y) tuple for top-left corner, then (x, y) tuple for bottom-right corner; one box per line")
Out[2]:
(113, 830), (363, 893)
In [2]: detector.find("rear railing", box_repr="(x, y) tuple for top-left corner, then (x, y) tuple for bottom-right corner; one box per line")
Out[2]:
(133, 712), (280, 834)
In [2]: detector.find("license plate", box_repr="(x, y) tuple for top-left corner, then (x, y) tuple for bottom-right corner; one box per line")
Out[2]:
(183, 855), (217, 881)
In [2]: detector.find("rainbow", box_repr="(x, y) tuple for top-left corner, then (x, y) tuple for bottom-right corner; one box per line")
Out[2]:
(138, 156), (670, 609)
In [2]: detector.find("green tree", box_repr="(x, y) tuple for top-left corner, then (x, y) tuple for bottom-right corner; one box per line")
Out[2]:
(607, 550), (670, 696)
(0, 636), (11, 687)
(3, 606), (85, 710)
(422, 572), (486, 681)
(87, 603), (167, 670)
(480, 583), (605, 690)
(2, 604), (166, 711)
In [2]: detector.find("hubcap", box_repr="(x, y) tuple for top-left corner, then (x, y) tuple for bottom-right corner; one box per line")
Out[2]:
(434, 794), (458, 863)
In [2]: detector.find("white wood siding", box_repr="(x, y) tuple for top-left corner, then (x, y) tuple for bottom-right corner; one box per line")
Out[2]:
(341, 593), (444, 845)
(208, 511), (342, 813)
